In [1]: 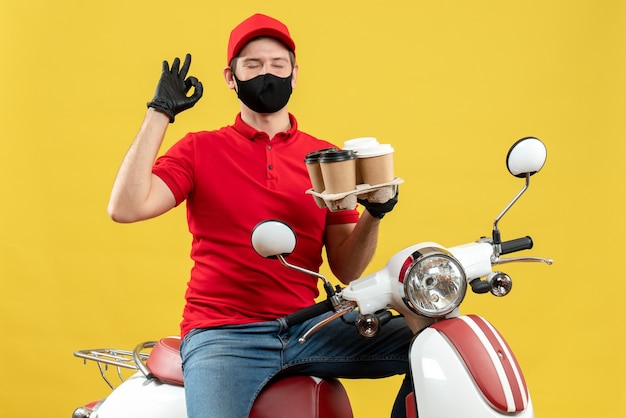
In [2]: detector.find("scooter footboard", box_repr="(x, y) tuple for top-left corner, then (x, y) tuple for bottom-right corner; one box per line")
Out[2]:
(409, 315), (533, 417)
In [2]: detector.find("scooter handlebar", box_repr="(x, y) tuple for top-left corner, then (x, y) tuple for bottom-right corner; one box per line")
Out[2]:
(500, 236), (533, 254)
(284, 299), (334, 327)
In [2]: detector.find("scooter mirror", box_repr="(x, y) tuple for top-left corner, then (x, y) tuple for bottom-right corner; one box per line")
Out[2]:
(506, 137), (547, 178)
(251, 220), (297, 259)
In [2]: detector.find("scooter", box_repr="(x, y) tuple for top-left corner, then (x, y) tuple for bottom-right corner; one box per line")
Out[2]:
(73, 136), (551, 418)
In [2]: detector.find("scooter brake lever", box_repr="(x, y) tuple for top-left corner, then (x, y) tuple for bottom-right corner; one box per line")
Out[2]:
(494, 256), (553, 265)
(298, 301), (357, 344)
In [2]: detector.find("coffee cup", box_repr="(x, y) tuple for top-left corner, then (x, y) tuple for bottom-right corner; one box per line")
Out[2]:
(356, 144), (395, 186)
(343, 137), (379, 183)
(318, 149), (357, 194)
(305, 148), (337, 193)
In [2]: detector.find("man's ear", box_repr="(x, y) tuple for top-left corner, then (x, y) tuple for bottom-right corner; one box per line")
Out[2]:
(291, 64), (299, 89)
(224, 66), (236, 90)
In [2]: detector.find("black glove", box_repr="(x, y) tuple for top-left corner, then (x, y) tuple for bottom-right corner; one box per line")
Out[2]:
(358, 187), (399, 219)
(147, 53), (203, 122)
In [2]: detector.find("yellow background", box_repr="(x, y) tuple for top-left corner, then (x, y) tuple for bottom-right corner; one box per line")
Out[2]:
(1, 0), (625, 417)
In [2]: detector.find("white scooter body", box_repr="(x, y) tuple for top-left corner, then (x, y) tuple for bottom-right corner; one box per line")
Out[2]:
(409, 317), (533, 417)
(82, 315), (534, 418)
(90, 373), (186, 418)
(341, 241), (534, 417)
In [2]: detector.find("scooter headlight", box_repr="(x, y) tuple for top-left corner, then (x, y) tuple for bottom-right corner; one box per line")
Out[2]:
(399, 247), (467, 317)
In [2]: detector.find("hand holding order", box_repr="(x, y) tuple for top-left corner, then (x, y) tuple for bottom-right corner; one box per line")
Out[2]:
(147, 53), (203, 122)
(358, 187), (399, 219)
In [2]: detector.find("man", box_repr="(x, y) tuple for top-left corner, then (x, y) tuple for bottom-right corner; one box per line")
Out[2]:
(108, 13), (412, 418)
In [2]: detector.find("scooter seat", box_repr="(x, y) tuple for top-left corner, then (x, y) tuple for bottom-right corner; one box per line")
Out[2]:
(251, 376), (353, 418)
(146, 337), (184, 386)
(147, 337), (354, 418)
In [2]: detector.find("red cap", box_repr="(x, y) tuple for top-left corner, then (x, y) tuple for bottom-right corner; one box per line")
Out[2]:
(227, 14), (296, 64)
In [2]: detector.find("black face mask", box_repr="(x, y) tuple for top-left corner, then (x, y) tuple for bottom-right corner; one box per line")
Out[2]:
(234, 73), (293, 114)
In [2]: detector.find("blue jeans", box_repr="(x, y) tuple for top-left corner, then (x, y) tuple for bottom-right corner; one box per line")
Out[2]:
(180, 312), (413, 418)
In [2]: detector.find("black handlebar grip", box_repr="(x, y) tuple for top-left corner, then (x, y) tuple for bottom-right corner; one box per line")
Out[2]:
(500, 236), (533, 255)
(284, 299), (333, 327)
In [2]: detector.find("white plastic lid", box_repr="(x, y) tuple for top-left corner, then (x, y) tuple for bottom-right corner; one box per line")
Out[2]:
(355, 143), (394, 158)
(343, 137), (379, 150)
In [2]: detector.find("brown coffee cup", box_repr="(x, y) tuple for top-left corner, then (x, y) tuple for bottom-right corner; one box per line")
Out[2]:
(357, 144), (395, 186)
(343, 137), (379, 184)
(305, 148), (337, 192)
(319, 150), (357, 194)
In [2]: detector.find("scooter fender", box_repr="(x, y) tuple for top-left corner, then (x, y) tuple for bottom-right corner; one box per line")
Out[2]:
(409, 315), (533, 417)
(91, 372), (186, 418)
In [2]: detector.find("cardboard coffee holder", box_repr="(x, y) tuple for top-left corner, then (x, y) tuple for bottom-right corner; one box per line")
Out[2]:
(306, 178), (403, 212)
